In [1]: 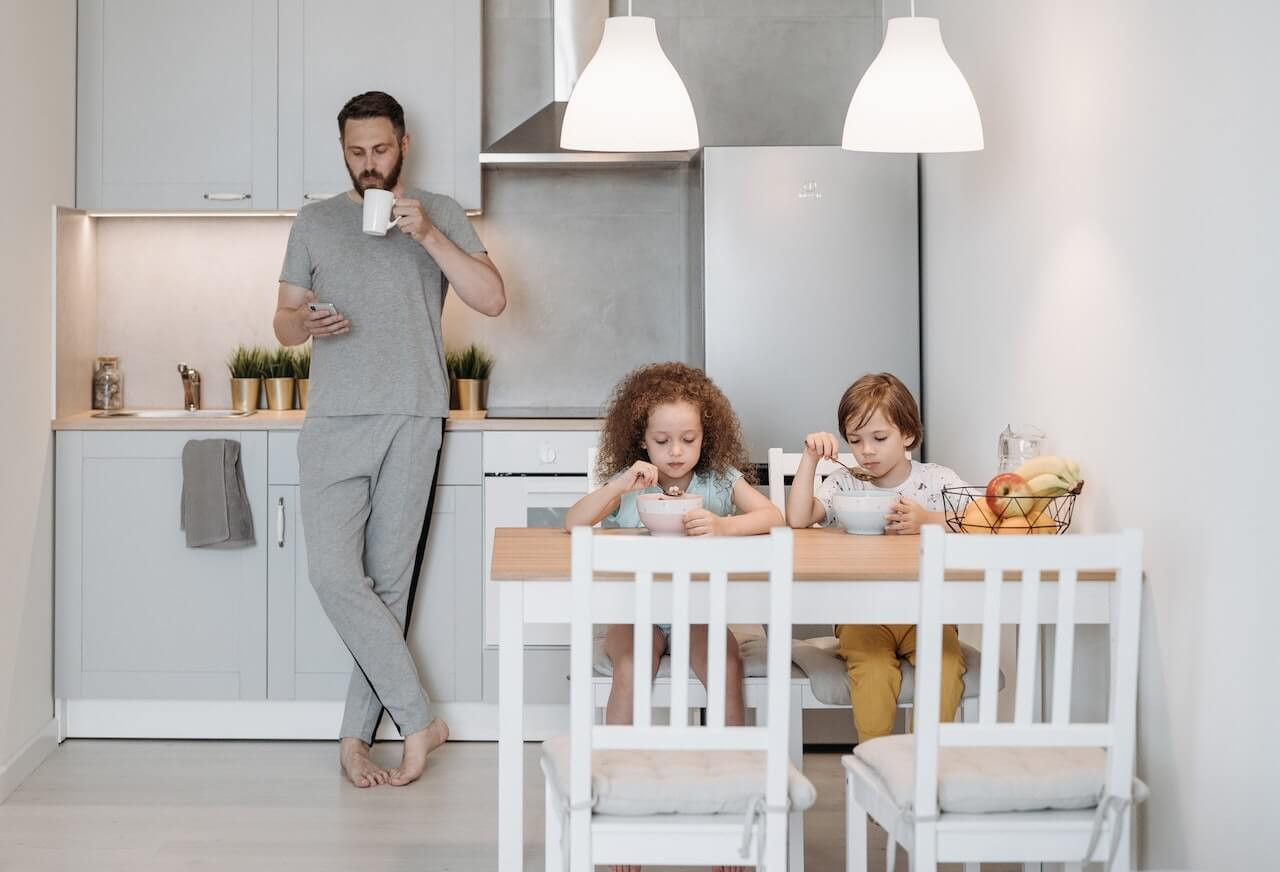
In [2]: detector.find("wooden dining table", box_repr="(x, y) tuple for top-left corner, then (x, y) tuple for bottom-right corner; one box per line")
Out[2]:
(489, 526), (1118, 871)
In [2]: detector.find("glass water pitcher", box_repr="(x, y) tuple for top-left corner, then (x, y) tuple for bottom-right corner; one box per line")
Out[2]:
(997, 424), (1045, 473)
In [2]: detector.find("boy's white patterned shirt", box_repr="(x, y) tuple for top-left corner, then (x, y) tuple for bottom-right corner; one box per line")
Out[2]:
(813, 460), (967, 527)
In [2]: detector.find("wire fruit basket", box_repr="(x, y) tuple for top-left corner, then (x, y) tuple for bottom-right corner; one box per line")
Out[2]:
(942, 484), (1082, 535)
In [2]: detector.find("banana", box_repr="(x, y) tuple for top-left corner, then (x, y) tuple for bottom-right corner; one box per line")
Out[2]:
(1015, 455), (1071, 481)
(1015, 455), (1082, 488)
(1025, 472), (1072, 497)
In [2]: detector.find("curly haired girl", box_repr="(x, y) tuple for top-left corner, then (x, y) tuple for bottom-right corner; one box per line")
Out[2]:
(567, 361), (780, 535)
(564, 361), (781, 742)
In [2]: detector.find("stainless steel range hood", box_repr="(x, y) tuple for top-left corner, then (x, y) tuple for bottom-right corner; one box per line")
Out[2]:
(479, 0), (698, 168)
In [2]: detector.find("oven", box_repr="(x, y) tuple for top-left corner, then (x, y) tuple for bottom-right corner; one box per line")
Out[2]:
(482, 430), (600, 647)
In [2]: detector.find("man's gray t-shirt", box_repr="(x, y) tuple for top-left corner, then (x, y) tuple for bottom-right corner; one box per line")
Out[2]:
(279, 188), (485, 418)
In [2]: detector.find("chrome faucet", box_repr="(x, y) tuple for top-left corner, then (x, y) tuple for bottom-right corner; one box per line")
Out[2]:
(177, 363), (201, 411)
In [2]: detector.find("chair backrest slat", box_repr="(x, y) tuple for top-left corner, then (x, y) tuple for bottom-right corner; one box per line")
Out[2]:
(706, 570), (728, 728)
(632, 570), (653, 728)
(1051, 567), (1078, 725)
(916, 526), (1144, 813)
(1013, 567), (1042, 725)
(978, 566), (1003, 725)
(669, 570), (691, 723)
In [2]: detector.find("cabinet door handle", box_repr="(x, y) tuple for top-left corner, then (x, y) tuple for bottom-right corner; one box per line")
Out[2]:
(276, 497), (286, 547)
(303, 192), (338, 201)
(202, 192), (251, 201)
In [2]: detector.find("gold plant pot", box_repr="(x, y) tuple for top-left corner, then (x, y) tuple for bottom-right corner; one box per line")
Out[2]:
(297, 379), (309, 410)
(230, 378), (260, 412)
(265, 377), (296, 410)
(456, 378), (488, 411)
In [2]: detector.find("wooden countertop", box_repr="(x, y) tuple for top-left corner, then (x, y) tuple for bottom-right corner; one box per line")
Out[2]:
(51, 410), (604, 432)
(491, 527), (1116, 582)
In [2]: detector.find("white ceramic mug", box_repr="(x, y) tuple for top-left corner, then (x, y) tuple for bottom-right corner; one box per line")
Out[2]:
(362, 188), (400, 236)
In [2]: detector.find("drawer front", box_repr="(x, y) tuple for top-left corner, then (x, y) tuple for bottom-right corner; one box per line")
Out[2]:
(438, 432), (481, 485)
(269, 432), (300, 485)
(482, 431), (600, 475)
(269, 429), (481, 486)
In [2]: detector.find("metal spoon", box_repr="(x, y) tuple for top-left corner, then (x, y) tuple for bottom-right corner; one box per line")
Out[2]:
(665, 485), (684, 497)
(827, 456), (876, 482)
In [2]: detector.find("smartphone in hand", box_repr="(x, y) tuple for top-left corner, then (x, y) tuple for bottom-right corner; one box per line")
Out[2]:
(307, 302), (339, 317)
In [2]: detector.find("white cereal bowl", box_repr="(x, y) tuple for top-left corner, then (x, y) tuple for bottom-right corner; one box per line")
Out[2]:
(636, 492), (703, 536)
(832, 491), (897, 535)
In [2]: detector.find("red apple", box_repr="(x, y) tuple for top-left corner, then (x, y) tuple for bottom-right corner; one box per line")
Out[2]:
(986, 473), (1033, 518)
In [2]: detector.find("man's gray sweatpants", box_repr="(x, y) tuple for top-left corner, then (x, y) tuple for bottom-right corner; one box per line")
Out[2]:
(298, 414), (444, 743)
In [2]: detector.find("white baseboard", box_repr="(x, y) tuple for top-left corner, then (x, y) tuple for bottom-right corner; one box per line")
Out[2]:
(0, 718), (59, 804)
(60, 700), (569, 741)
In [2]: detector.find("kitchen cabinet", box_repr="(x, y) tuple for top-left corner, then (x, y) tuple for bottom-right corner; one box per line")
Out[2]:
(277, 0), (482, 211)
(265, 432), (483, 703)
(76, 0), (279, 210)
(76, 0), (480, 212)
(55, 429), (481, 723)
(54, 431), (269, 700)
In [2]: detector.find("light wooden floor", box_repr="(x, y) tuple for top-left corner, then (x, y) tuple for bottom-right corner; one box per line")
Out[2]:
(0, 740), (1020, 871)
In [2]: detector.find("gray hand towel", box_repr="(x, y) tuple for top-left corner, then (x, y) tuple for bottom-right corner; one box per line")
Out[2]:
(180, 439), (255, 548)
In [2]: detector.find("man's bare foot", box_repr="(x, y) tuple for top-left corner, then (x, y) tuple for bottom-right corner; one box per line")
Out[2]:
(388, 718), (449, 786)
(339, 737), (389, 788)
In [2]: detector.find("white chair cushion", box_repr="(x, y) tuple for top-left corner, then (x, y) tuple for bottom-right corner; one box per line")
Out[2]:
(790, 637), (998, 706)
(852, 735), (1148, 814)
(542, 735), (817, 816)
(593, 624), (770, 678)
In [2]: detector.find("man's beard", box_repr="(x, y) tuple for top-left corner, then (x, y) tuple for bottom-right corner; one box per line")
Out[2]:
(349, 149), (404, 195)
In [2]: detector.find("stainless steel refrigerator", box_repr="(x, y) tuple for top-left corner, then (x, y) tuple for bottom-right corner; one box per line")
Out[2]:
(701, 146), (920, 463)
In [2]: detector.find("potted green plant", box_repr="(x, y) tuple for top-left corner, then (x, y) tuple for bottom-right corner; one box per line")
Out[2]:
(293, 344), (311, 410)
(227, 345), (267, 412)
(445, 349), (463, 411)
(451, 344), (494, 417)
(265, 347), (297, 410)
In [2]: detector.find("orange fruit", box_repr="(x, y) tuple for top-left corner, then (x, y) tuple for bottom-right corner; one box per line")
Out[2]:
(960, 500), (996, 534)
(996, 516), (1033, 535)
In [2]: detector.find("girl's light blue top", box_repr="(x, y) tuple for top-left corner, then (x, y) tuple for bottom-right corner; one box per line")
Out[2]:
(605, 467), (743, 529)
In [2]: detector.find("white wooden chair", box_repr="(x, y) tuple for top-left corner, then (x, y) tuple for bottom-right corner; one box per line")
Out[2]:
(542, 527), (814, 870)
(844, 526), (1146, 872)
(586, 448), (811, 867)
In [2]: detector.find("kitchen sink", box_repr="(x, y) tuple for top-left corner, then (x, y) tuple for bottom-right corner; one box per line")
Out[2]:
(91, 409), (257, 419)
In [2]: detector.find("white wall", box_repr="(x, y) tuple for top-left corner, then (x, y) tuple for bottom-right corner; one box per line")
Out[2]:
(0, 0), (76, 799)
(922, 1), (1278, 867)
(92, 217), (292, 410)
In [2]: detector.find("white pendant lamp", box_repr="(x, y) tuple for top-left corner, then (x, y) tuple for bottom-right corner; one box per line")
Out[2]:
(842, 10), (983, 153)
(560, 4), (699, 152)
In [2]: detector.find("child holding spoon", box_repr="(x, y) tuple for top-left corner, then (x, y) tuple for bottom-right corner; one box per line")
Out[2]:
(786, 372), (968, 743)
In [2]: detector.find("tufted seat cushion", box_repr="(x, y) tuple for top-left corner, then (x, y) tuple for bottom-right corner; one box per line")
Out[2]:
(542, 736), (817, 816)
(790, 637), (998, 706)
(850, 735), (1149, 814)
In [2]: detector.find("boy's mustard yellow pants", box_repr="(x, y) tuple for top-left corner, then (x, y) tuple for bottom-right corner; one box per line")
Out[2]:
(836, 623), (968, 742)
